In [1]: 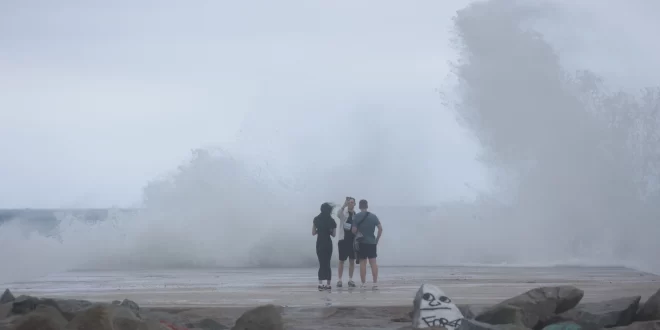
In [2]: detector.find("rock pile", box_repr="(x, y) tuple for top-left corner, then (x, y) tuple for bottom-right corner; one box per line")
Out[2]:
(0, 289), (283, 330)
(0, 291), (166, 330)
(409, 285), (660, 330)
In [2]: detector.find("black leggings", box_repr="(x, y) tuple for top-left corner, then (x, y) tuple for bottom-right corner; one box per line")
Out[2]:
(316, 243), (333, 281)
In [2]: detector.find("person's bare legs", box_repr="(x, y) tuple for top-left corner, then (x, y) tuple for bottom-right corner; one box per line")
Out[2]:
(338, 260), (345, 283)
(348, 258), (355, 279)
(337, 260), (344, 288)
(359, 259), (367, 285)
(369, 258), (378, 285)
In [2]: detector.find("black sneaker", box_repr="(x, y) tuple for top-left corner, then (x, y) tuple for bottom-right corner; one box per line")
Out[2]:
(318, 285), (325, 291)
(348, 280), (356, 288)
(325, 285), (332, 291)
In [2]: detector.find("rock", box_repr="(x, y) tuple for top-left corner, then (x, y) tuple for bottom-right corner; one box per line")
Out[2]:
(0, 290), (14, 304)
(0, 303), (12, 321)
(494, 286), (584, 329)
(195, 318), (228, 330)
(64, 303), (146, 330)
(53, 299), (93, 321)
(459, 305), (489, 320)
(559, 296), (641, 329)
(112, 301), (122, 305)
(412, 284), (465, 329)
(637, 289), (660, 321)
(613, 321), (660, 330)
(458, 319), (530, 330)
(231, 304), (283, 330)
(541, 322), (583, 330)
(11, 296), (63, 316)
(475, 305), (525, 326)
(120, 299), (141, 318)
(12, 305), (68, 330)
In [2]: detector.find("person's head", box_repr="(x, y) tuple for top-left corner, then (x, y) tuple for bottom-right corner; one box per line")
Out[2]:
(320, 202), (333, 215)
(346, 197), (356, 211)
(359, 199), (368, 211)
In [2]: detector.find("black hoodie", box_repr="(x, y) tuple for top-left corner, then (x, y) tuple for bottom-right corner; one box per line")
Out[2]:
(313, 203), (337, 247)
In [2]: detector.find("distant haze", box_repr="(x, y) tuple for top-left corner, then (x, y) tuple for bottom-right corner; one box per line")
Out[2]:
(1, 0), (659, 283)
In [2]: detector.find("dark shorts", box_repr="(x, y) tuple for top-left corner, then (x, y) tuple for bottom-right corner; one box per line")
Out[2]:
(357, 243), (377, 260)
(338, 239), (355, 261)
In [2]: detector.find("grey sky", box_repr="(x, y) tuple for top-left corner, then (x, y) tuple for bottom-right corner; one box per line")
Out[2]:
(2, 0), (659, 208)
(0, 0), (483, 208)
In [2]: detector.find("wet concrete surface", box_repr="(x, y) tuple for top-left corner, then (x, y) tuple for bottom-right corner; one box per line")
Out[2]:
(2, 266), (658, 307)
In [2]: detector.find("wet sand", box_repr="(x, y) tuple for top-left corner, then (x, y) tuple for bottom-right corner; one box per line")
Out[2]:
(3, 266), (658, 307)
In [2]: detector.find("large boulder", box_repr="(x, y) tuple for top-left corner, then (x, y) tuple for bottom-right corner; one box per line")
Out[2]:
(65, 303), (156, 330)
(541, 322), (582, 330)
(231, 304), (283, 330)
(0, 290), (14, 304)
(412, 284), (465, 329)
(120, 299), (141, 318)
(489, 286), (584, 329)
(559, 296), (641, 329)
(637, 289), (660, 322)
(11, 296), (64, 316)
(460, 305), (489, 320)
(613, 321), (660, 330)
(475, 305), (525, 326)
(0, 303), (12, 321)
(12, 305), (68, 330)
(53, 299), (94, 321)
(458, 319), (530, 330)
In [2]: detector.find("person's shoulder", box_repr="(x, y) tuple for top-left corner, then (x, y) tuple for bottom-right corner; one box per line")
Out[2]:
(370, 212), (380, 223)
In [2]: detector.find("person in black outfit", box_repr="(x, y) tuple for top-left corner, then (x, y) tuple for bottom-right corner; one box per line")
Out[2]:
(312, 202), (337, 291)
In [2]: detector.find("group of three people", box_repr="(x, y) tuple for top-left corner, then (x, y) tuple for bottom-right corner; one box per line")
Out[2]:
(312, 197), (383, 291)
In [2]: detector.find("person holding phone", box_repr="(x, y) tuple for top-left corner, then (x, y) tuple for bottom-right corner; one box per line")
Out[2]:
(336, 196), (357, 288)
(312, 202), (337, 291)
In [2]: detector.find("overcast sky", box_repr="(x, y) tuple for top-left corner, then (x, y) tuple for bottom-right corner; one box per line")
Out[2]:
(0, 0), (482, 208)
(1, 0), (659, 208)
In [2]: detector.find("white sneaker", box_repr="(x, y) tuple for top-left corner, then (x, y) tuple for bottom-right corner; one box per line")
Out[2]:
(372, 284), (379, 290)
(360, 283), (367, 289)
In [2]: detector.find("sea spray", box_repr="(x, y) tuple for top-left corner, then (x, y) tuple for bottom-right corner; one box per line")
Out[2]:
(449, 0), (660, 273)
(1, 0), (659, 282)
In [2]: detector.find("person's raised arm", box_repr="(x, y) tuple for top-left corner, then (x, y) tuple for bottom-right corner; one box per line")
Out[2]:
(337, 200), (348, 221)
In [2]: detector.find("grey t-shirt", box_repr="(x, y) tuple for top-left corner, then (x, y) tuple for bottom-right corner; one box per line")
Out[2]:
(353, 211), (380, 245)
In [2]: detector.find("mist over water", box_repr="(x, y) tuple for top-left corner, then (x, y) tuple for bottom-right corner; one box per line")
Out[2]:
(2, 0), (660, 284)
